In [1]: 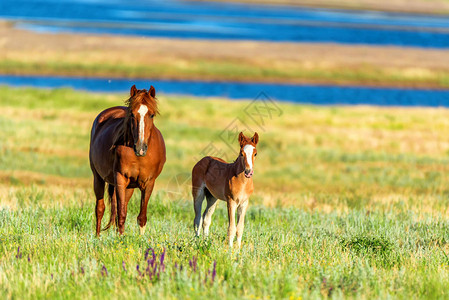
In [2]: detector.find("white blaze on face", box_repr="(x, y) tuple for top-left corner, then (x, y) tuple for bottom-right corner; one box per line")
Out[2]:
(137, 104), (148, 143)
(243, 145), (255, 169)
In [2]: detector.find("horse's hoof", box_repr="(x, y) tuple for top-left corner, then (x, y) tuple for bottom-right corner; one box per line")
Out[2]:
(139, 225), (146, 235)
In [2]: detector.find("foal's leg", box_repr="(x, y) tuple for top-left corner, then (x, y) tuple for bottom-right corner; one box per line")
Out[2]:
(192, 184), (205, 236)
(93, 171), (105, 237)
(227, 200), (237, 248)
(202, 192), (218, 237)
(115, 172), (130, 235)
(137, 180), (155, 235)
(236, 200), (249, 248)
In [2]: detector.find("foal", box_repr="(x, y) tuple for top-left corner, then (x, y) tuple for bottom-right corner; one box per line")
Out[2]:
(192, 132), (259, 248)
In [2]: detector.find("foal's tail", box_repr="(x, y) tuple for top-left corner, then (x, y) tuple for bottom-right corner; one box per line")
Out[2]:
(192, 158), (211, 235)
(102, 184), (117, 231)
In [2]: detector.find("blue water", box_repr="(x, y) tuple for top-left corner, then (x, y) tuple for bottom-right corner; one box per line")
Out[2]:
(1, 0), (449, 48)
(1, 74), (449, 107)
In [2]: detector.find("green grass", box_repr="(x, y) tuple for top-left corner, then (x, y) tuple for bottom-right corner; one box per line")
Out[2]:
(2, 189), (449, 299)
(2, 58), (449, 89)
(1, 86), (449, 298)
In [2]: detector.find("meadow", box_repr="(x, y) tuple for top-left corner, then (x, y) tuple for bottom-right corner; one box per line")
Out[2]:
(1, 86), (449, 298)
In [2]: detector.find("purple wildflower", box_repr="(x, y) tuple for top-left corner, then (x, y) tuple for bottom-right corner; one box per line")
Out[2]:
(152, 249), (156, 265)
(27, 255), (30, 262)
(212, 261), (217, 282)
(153, 262), (158, 279)
(160, 248), (166, 272)
(189, 256), (198, 272)
(15, 247), (22, 259)
(80, 266), (85, 274)
(136, 248), (168, 281)
(174, 262), (183, 271)
(122, 261), (126, 272)
(101, 265), (108, 277)
(144, 248), (150, 261)
(146, 260), (151, 278)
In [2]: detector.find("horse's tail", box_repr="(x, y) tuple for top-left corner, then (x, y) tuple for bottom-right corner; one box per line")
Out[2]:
(102, 184), (117, 231)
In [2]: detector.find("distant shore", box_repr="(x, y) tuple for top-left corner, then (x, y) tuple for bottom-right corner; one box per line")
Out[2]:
(192, 0), (449, 15)
(1, 21), (449, 89)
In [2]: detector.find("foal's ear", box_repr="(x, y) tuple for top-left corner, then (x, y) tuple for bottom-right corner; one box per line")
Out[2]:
(251, 132), (259, 145)
(130, 85), (138, 97)
(238, 132), (245, 146)
(149, 85), (156, 98)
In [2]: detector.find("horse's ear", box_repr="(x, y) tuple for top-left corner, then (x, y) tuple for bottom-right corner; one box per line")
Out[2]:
(238, 132), (245, 146)
(251, 132), (259, 145)
(130, 85), (137, 97)
(149, 85), (156, 98)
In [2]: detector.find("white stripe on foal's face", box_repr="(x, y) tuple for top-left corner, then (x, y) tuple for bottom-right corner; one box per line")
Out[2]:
(243, 145), (255, 169)
(137, 104), (148, 142)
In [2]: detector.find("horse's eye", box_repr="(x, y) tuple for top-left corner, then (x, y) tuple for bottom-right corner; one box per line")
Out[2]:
(254, 153), (257, 157)
(150, 114), (155, 118)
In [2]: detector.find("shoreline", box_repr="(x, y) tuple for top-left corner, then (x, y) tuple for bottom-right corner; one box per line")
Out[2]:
(1, 70), (448, 90)
(191, 0), (449, 15)
(1, 21), (449, 90)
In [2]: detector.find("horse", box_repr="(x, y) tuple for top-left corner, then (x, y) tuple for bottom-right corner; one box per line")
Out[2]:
(192, 132), (259, 248)
(89, 85), (166, 236)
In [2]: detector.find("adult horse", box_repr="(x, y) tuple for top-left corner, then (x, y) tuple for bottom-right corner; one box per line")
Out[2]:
(89, 85), (166, 236)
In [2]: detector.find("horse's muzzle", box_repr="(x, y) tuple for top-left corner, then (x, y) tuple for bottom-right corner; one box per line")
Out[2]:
(134, 143), (148, 157)
(244, 168), (253, 178)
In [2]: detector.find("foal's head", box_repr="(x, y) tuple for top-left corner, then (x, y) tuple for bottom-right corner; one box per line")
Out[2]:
(238, 132), (259, 178)
(125, 85), (158, 157)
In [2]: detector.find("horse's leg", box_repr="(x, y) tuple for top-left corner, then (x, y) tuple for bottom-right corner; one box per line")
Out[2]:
(192, 183), (205, 236)
(107, 184), (116, 228)
(202, 191), (218, 237)
(227, 200), (237, 248)
(123, 187), (134, 226)
(115, 172), (130, 235)
(236, 200), (249, 249)
(93, 171), (106, 237)
(137, 180), (155, 235)
(111, 187), (133, 231)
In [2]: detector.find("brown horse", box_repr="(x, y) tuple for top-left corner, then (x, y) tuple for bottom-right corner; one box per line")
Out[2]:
(89, 85), (166, 236)
(192, 132), (259, 248)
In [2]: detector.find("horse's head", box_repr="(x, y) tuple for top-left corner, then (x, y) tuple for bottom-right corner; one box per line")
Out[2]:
(238, 132), (259, 178)
(126, 85), (158, 157)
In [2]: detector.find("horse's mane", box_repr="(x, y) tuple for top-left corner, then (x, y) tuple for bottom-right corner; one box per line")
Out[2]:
(111, 90), (158, 148)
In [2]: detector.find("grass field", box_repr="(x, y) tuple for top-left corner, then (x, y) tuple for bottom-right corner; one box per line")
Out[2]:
(1, 86), (449, 298)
